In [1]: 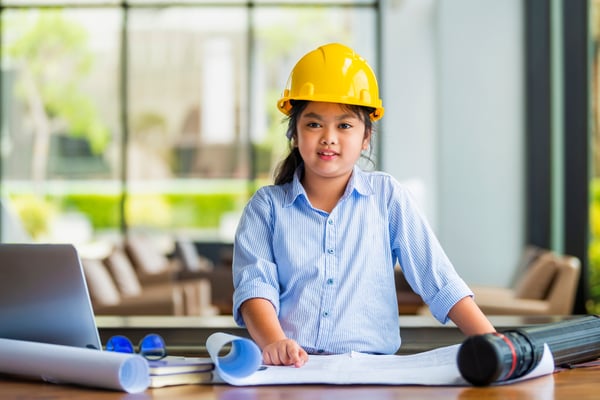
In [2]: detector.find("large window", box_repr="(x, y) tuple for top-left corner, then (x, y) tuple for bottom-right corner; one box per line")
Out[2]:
(0, 1), (379, 252)
(590, 0), (600, 313)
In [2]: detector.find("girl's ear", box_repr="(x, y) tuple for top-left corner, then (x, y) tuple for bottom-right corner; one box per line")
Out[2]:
(362, 128), (372, 150)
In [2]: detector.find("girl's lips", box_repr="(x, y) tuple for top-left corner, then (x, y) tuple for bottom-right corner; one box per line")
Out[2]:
(318, 151), (338, 160)
(318, 150), (339, 156)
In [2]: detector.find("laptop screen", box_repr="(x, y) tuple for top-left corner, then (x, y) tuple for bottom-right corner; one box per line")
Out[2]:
(0, 243), (102, 350)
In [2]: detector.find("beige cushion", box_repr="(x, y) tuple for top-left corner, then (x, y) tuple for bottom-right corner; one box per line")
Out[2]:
(472, 286), (514, 302)
(547, 255), (581, 314)
(509, 245), (550, 286)
(513, 253), (558, 299)
(81, 259), (121, 306)
(104, 249), (143, 297)
(125, 236), (169, 275)
(176, 240), (214, 273)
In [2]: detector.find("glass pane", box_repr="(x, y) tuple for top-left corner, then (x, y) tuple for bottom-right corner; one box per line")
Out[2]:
(252, 0), (376, 4)
(1, 0), (121, 5)
(1, 8), (122, 250)
(590, 0), (600, 313)
(125, 7), (250, 243)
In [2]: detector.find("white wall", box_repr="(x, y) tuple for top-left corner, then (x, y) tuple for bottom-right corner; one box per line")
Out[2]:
(381, 0), (524, 286)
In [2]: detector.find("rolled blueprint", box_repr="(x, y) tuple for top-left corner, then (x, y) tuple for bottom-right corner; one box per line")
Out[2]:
(206, 332), (262, 382)
(0, 338), (149, 393)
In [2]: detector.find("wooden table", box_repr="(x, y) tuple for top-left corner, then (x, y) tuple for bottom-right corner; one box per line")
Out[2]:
(1, 315), (598, 399)
(1, 364), (599, 400)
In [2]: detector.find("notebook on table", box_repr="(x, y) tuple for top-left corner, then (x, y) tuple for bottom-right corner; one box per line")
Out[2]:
(0, 243), (102, 350)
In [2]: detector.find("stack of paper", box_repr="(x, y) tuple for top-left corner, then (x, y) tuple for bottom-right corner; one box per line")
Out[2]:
(147, 356), (214, 388)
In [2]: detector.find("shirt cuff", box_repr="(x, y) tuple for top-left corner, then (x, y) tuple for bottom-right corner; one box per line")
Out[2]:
(233, 282), (281, 326)
(428, 279), (474, 324)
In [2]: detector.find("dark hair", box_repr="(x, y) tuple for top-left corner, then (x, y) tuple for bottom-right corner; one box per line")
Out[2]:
(273, 100), (375, 185)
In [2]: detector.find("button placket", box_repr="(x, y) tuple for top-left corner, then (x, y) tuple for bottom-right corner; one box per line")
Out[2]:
(317, 214), (337, 350)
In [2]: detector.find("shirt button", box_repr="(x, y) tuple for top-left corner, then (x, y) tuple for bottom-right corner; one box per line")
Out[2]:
(317, 349), (325, 354)
(327, 248), (334, 254)
(323, 311), (329, 317)
(328, 219), (334, 225)
(326, 278), (334, 285)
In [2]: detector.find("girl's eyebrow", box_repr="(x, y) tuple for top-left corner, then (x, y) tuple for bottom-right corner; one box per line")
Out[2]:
(301, 112), (356, 121)
(301, 112), (323, 120)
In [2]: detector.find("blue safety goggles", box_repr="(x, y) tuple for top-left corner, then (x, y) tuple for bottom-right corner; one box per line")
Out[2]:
(105, 333), (167, 360)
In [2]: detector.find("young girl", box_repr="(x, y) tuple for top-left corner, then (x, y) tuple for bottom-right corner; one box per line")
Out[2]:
(232, 43), (495, 368)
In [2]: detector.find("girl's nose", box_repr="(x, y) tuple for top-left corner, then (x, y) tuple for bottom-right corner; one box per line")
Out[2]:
(320, 129), (337, 145)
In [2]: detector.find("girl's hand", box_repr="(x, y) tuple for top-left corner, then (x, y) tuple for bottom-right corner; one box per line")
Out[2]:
(262, 339), (308, 368)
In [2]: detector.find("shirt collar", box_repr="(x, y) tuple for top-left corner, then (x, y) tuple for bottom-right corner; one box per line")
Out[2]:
(283, 165), (374, 207)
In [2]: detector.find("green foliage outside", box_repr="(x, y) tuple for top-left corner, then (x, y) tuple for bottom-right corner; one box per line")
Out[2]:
(6, 10), (110, 155)
(10, 191), (244, 239)
(10, 195), (57, 239)
(60, 194), (121, 229)
(588, 178), (600, 313)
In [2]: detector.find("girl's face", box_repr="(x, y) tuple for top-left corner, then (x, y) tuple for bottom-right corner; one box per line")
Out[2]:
(295, 101), (371, 185)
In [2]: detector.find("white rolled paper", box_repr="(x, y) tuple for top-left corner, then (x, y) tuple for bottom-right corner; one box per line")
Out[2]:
(205, 332), (262, 382)
(0, 338), (149, 393)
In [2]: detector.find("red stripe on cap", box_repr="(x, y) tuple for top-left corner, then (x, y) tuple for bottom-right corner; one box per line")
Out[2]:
(492, 332), (517, 380)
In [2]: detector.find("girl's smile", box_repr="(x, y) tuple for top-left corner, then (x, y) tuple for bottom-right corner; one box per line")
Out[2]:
(317, 149), (339, 160)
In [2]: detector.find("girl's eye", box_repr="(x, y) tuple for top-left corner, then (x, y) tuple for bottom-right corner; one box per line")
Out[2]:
(339, 123), (352, 129)
(307, 122), (321, 128)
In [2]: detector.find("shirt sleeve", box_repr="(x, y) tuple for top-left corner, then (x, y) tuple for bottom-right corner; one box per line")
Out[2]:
(232, 188), (281, 327)
(387, 180), (473, 324)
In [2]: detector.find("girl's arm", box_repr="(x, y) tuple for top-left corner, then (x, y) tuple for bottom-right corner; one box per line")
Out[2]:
(240, 298), (308, 367)
(447, 296), (496, 336)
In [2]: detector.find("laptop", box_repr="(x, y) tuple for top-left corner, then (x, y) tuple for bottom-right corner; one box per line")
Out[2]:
(0, 243), (102, 350)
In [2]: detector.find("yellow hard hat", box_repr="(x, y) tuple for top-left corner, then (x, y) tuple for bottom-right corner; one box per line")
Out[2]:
(277, 43), (384, 121)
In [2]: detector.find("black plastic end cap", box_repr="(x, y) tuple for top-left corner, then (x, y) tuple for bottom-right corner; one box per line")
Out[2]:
(457, 335), (503, 386)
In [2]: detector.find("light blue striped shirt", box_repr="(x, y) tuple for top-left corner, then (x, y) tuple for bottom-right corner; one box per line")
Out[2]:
(232, 165), (472, 355)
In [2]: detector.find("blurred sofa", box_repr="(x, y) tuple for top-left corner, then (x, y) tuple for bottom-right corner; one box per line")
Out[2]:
(83, 235), (431, 316)
(471, 249), (580, 315)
